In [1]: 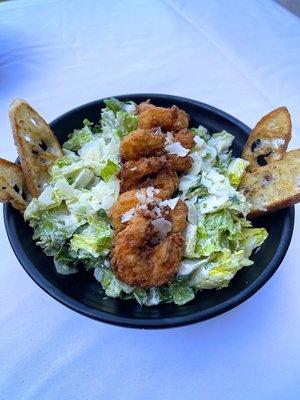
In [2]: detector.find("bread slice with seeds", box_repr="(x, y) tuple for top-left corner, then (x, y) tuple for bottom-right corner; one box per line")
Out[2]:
(242, 107), (291, 172)
(0, 158), (28, 211)
(9, 99), (63, 198)
(240, 149), (300, 217)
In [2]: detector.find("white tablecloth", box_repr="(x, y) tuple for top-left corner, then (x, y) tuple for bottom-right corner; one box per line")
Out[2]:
(1, 1), (300, 399)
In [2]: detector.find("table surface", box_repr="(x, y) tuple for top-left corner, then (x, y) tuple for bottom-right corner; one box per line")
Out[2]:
(1, 0), (300, 399)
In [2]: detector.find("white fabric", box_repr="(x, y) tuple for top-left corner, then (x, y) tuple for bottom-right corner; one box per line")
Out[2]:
(1, 0), (300, 398)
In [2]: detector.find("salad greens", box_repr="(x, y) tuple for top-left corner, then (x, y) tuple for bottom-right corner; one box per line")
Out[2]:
(24, 98), (267, 306)
(24, 98), (136, 274)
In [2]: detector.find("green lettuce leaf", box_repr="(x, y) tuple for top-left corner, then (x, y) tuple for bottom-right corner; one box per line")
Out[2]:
(101, 99), (138, 139)
(189, 250), (247, 289)
(190, 126), (210, 142)
(169, 280), (195, 305)
(208, 130), (234, 153)
(70, 215), (113, 258)
(195, 210), (237, 257)
(227, 158), (249, 187)
(100, 160), (119, 182)
(63, 125), (94, 151)
(104, 98), (136, 114)
(94, 263), (133, 298)
(30, 208), (81, 256)
(53, 245), (78, 275)
(240, 227), (268, 258)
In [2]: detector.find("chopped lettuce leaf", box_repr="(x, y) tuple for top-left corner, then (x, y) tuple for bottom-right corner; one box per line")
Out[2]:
(100, 160), (119, 182)
(70, 216), (113, 258)
(208, 131), (234, 153)
(227, 158), (249, 187)
(73, 168), (94, 189)
(30, 209), (81, 256)
(94, 264), (133, 298)
(54, 245), (78, 275)
(190, 250), (246, 289)
(240, 228), (268, 258)
(115, 113), (138, 138)
(63, 125), (94, 151)
(178, 258), (208, 276)
(101, 100), (138, 139)
(195, 210), (236, 256)
(104, 98), (136, 115)
(191, 126), (210, 142)
(183, 223), (198, 257)
(92, 179), (120, 210)
(202, 146), (218, 171)
(169, 280), (195, 305)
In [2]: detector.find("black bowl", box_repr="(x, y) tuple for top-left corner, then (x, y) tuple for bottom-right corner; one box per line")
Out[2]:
(4, 94), (294, 329)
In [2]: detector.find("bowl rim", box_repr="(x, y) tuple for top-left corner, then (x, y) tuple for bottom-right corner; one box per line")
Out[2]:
(3, 93), (295, 329)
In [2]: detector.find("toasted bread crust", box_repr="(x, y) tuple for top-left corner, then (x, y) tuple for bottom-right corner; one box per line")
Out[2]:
(240, 149), (300, 217)
(242, 107), (291, 172)
(0, 158), (28, 211)
(9, 99), (63, 198)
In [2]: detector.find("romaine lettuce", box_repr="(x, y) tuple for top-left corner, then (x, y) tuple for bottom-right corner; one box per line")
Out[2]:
(63, 125), (94, 151)
(24, 100), (268, 306)
(70, 216), (113, 259)
(25, 98), (136, 276)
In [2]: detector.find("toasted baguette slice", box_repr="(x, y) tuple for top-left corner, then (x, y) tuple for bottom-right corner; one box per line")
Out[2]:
(9, 99), (63, 198)
(0, 158), (28, 211)
(242, 107), (291, 172)
(240, 149), (300, 217)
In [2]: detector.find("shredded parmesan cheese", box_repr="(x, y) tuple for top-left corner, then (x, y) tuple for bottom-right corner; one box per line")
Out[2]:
(165, 142), (189, 157)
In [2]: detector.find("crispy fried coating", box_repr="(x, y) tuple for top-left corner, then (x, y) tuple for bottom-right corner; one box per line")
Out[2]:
(111, 215), (184, 287)
(120, 128), (165, 162)
(174, 129), (195, 150)
(109, 189), (186, 234)
(138, 105), (189, 132)
(109, 187), (171, 233)
(138, 167), (179, 198)
(110, 101), (192, 288)
(170, 200), (188, 233)
(118, 156), (169, 193)
(109, 189), (141, 232)
(167, 154), (193, 172)
(135, 100), (155, 114)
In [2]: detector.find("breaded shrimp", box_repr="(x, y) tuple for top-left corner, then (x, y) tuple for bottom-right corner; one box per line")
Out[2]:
(111, 215), (184, 287)
(120, 128), (165, 162)
(109, 189), (141, 232)
(167, 154), (193, 172)
(135, 100), (155, 114)
(109, 189), (187, 234)
(138, 167), (179, 198)
(174, 129), (195, 150)
(118, 156), (169, 193)
(109, 186), (170, 232)
(138, 105), (189, 132)
(169, 200), (188, 233)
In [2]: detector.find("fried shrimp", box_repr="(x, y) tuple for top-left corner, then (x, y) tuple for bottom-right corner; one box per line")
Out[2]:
(111, 215), (184, 287)
(109, 186), (170, 232)
(135, 100), (155, 114)
(109, 187), (187, 234)
(174, 129), (195, 150)
(169, 200), (188, 233)
(138, 167), (179, 198)
(120, 128), (165, 162)
(167, 154), (193, 172)
(109, 189), (141, 232)
(118, 156), (169, 193)
(138, 105), (189, 132)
